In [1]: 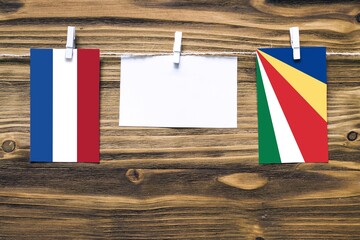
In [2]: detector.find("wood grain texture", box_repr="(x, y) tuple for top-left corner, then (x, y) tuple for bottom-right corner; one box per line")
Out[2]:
(0, 0), (359, 239)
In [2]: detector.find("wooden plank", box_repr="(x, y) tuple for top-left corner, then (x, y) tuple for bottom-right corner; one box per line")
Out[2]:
(0, 0), (359, 55)
(0, 164), (359, 239)
(0, 0), (359, 239)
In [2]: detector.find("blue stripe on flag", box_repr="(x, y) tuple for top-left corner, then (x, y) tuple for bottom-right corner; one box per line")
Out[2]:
(30, 49), (53, 162)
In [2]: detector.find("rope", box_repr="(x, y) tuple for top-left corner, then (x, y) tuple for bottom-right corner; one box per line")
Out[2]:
(0, 51), (360, 58)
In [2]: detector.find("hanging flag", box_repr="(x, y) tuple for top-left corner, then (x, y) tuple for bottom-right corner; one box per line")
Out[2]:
(256, 47), (328, 164)
(30, 49), (100, 163)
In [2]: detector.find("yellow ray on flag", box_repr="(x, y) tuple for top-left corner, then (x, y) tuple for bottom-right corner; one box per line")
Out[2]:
(258, 50), (327, 121)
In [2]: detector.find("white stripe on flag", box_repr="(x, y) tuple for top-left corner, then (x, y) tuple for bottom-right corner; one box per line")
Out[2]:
(53, 49), (77, 162)
(257, 53), (304, 163)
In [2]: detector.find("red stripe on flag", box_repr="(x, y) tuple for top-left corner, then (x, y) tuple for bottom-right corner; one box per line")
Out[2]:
(77, 49), (100, 163)
(258, 52), (328, 163)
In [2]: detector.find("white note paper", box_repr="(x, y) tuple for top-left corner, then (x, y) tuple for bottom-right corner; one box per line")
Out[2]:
(119, 56), (237, 128)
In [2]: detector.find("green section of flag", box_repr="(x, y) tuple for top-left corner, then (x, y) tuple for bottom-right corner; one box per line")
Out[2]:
(256, 57), (281, 164)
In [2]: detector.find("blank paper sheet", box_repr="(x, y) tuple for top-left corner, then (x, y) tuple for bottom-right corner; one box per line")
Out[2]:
(119, 55), (237, 128)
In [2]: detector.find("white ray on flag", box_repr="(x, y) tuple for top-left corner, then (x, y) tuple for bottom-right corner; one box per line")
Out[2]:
(257, 53), (304, 163)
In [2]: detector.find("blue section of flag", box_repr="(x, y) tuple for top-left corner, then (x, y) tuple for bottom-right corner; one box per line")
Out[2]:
(259, 47), (327, 84)
(30, 49), (53, 162)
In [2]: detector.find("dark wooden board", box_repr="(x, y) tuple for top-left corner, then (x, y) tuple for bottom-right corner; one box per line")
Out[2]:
(0, 0), (359, 239)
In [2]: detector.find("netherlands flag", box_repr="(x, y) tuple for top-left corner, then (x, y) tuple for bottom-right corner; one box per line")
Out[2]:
(30, 49), (100, 163)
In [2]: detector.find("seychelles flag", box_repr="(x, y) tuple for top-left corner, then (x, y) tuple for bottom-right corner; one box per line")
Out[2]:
(30, 49), (100, 163)
(256, 47), (328, 164)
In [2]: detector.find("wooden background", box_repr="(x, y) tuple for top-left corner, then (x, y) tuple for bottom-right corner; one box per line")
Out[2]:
(0, 0), (359, 239)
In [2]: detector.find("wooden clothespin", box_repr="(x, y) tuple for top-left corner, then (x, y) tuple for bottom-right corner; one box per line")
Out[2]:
(173, 31), (182, 64)
(290, 27), (300, 60)
(65, 26), (76, 59)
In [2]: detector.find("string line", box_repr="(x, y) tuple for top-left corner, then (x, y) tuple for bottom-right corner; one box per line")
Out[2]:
(0, 51), (360, 58)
